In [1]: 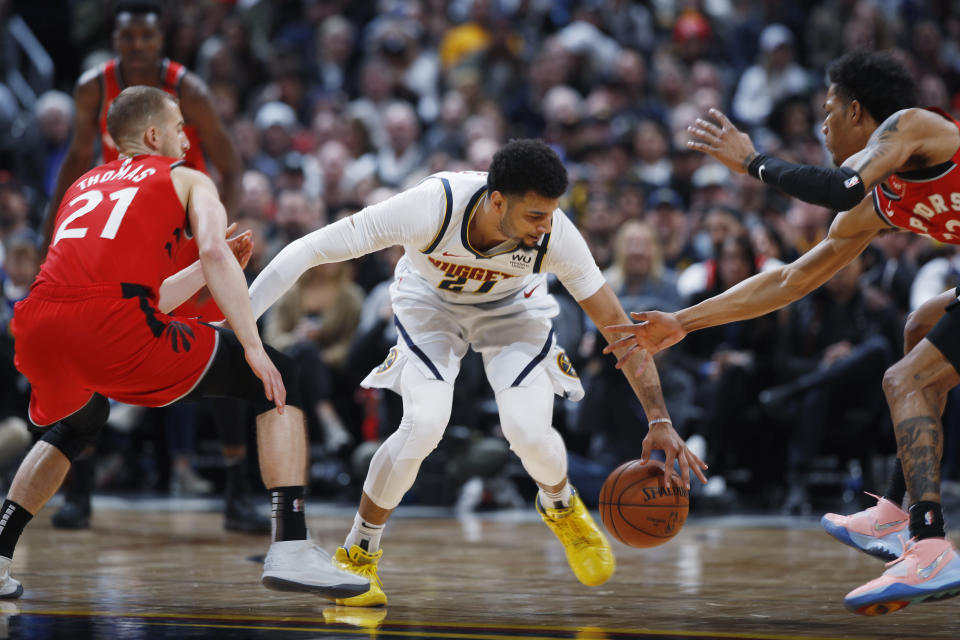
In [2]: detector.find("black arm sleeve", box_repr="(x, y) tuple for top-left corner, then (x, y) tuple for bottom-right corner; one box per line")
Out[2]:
(747, 154), (867, 211)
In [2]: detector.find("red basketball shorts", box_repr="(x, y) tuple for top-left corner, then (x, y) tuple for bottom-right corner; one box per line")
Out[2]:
(11, 283), (217, 426)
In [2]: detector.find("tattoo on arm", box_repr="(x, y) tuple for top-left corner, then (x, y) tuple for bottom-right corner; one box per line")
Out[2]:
(895, 415), (942, 501)
(851, 113), (902, 189)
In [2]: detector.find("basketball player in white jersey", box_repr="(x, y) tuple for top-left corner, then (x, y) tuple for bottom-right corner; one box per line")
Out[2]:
(248, 140), (707, 605)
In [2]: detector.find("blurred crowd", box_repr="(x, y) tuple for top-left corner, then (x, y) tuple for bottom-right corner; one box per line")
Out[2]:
(1, 0), (960, 515)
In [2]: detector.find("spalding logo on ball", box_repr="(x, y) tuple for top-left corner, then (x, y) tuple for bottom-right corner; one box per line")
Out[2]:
(598, 459), (689, 548)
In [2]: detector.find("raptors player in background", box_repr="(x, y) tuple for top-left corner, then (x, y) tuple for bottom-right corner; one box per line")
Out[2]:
(608, 51), (960, 615)
(246, 139), (707, 606)
(42, 0), (263, 534)
(1, 86), (366, 600)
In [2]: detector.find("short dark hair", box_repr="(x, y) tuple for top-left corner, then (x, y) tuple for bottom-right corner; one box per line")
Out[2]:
(106, 85), (175, 146)
(827, 50), (917, 123)
(487, 139), (568, 199)
(114, 0), (162, 17)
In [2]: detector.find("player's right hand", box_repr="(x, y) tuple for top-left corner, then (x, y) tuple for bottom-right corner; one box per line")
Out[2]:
(603, 310), (687, 372)
(245, 347), (287, 414)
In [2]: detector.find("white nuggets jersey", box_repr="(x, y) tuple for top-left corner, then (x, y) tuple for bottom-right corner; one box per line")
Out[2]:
(247, 170), (605, 400)
(399, 171), (603, 305)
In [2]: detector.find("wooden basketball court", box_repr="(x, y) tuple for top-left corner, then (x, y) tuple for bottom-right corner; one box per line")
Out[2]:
(1, 499), (957, 639)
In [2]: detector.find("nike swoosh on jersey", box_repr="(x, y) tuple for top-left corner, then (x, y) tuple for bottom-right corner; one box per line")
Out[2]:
(524, 284), (541, 298)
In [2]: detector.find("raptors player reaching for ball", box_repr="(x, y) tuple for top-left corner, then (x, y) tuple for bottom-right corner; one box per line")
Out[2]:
(246, 139), (708, 606)
(0, 86), (367, 601)
(607, 52), (960, 615)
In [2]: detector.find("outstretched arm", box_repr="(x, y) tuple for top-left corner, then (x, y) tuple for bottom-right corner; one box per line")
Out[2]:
(687, 108), (942, 212)
(579, 283), (707, 489)
(605, 199), (885, 366)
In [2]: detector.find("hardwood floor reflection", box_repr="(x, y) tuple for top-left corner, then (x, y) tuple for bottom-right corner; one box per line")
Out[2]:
(3, 503), (958, 639)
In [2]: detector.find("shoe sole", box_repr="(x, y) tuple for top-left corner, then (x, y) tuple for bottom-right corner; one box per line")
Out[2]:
(261, 576), (369, 599)
(820, 515), (900, 561)
(0, 584), (22, 600)
(845, 577), (960, 616)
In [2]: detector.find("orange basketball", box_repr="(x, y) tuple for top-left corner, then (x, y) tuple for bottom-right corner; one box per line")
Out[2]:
(599, 459), (689, 548)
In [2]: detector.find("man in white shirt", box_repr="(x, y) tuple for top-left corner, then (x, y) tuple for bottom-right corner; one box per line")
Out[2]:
(249, 139), (707, 606)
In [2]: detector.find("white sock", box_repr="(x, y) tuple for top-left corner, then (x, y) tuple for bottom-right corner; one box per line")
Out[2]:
(539, 483), (573, 509)
(344, 512), (385, 553)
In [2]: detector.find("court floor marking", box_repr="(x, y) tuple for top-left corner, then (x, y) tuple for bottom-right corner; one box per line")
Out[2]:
(16, 608), (874, 640)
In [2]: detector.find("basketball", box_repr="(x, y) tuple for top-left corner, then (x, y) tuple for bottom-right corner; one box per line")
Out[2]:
(599, 459), (689, 548)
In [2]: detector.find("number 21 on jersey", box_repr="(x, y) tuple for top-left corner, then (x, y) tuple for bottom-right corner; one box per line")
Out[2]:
(53, 187), (139, 246)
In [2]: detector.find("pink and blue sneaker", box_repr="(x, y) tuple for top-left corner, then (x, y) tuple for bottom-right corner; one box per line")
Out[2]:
(844, 537), (960, 615)
(821, 492), (908, 561)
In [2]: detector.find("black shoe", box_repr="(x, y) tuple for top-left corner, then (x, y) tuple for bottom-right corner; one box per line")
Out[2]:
(51, 499), (91, 530)
(224, 497), (270, 534)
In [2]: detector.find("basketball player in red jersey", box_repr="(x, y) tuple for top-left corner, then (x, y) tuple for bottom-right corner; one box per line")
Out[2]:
(607, 50), (960, 615)
(0, 86), (367, 601)
(43, 0), (261, 534)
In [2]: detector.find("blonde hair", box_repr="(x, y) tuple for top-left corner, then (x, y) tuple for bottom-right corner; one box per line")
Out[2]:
(106, 85), (175, 148)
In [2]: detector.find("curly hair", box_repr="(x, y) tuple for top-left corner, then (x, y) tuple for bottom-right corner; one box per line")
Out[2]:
(487, 139), (568, 199)
(827, 50), (918, 123)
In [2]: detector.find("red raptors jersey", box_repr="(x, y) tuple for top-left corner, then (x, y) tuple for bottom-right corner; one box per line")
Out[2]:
(97, 57), (207, 172)
(37, 155), (189, 298)
(873, 108), (960, 243)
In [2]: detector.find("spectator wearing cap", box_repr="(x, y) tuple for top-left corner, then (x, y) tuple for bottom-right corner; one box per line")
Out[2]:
(645, 187), (699, 273)
(252, 101), (299, 180)
(690, 162), (739, 216)
(731, 23), (812, 128)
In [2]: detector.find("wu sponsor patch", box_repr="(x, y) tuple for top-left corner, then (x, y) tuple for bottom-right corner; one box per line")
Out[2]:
(375, 346), (400, 374)
(556, 351), (578, 378)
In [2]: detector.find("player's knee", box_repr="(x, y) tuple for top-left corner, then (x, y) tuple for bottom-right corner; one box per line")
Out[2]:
(500, 417), (548, 459)
(399, 411), (448, 458)
(41, 419), (103, 462)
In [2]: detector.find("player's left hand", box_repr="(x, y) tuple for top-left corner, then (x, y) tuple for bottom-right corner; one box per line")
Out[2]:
(224, 222), (253, 270)
(604, 310), (687, 373)
(639, 420), (708, 490)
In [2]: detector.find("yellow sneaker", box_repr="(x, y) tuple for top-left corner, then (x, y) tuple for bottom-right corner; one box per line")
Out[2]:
(537, 491), (615, 586)
(332, 545), (387, 607)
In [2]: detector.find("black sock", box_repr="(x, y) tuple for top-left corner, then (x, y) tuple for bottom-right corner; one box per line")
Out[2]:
(0, 500), (33, 559)
(270, 486), (306, 542)
(224, 459), (245, 503)
(883, 457), (907, 505)
(909, 501), (946, 540)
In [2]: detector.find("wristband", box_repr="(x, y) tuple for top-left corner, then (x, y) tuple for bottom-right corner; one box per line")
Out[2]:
(648, 418), (672, 426)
